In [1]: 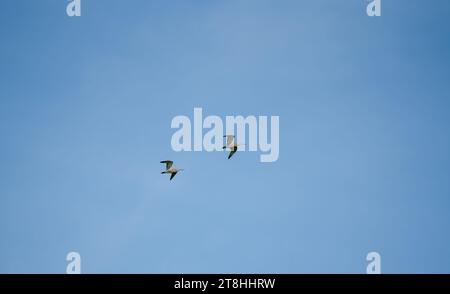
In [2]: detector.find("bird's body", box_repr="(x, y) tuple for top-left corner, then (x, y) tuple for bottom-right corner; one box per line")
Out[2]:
(160, 160), (183, 180)
(223, 135), (242, 159)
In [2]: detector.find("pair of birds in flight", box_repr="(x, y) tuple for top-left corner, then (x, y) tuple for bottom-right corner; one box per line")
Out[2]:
(161, 135), (243, 181)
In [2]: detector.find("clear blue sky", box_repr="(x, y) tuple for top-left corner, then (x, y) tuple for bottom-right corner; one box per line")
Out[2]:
(1, 0), (450, 273)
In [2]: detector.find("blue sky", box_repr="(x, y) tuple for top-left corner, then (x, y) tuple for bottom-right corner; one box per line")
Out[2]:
(1, 0), (450, 273)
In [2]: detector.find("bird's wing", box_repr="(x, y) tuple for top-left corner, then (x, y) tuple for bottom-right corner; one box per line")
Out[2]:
(228, 149), (237, 159)
(170, 172), (177, 181)
(160, 160), (173, 170)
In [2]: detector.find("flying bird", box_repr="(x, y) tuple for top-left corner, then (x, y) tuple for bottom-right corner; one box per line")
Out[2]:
(160, 160), (184, 181)
(223, 135), (243, 159)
